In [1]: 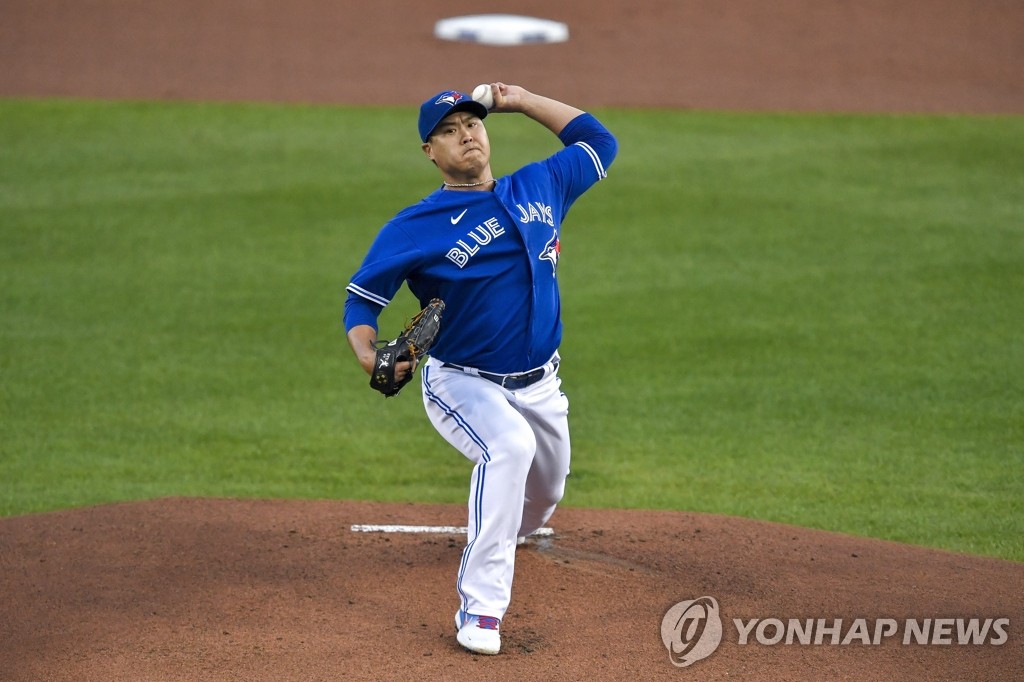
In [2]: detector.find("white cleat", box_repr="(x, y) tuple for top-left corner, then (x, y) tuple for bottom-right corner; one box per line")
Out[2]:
(455, 610), (501, 655)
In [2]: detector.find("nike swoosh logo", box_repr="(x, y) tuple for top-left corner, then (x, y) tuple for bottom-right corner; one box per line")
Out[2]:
(450, 209), (468, 225)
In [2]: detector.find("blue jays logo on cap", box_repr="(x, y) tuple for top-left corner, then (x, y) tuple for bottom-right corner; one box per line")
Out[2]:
(418, 89), (489, 142)
(436, 91), (466, 107)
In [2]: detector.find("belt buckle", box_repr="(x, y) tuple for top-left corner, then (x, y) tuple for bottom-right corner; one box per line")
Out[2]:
(507, 369), (537, 389)
(498, 365), (548, 390)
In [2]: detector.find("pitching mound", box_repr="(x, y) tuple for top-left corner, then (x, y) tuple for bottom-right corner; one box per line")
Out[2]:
(1, 498), (1019, 681)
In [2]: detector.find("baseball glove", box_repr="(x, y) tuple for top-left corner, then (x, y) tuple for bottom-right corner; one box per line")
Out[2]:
(370, 298), (445, 397)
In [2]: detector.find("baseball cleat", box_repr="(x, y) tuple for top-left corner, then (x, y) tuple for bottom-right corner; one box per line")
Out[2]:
(455, 611), (501, 655)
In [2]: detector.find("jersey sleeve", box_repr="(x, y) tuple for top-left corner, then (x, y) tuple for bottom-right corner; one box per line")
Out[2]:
(343, 222), (423, 332)
(548, 113), (619, 213)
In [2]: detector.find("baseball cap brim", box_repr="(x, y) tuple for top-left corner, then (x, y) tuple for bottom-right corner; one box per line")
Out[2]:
(419, 90), (489, 142)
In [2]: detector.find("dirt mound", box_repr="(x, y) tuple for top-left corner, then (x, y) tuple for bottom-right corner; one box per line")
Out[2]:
(1, 498), (1020, 681)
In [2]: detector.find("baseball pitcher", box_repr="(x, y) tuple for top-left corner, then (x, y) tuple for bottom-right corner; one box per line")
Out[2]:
(344, 83), (617, 654)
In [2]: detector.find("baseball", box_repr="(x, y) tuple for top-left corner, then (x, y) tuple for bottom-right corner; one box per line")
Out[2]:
(472, 83), (494, 110)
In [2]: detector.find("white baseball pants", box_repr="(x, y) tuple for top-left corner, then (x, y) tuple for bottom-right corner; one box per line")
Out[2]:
(421, 354), (570, 621)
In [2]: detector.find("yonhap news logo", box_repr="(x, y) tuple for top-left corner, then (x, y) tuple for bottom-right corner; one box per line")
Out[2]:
(660, 597), (724, 667)
(661, 596), (1009, 669)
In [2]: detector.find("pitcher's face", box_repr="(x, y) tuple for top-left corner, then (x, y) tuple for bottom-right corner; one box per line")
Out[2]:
(422, 111), (491, 178)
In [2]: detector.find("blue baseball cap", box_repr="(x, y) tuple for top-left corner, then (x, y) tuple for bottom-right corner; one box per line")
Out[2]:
(418, 90), (489, 142)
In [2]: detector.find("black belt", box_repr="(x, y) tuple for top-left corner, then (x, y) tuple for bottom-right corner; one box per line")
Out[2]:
(442, 361), (556, 390)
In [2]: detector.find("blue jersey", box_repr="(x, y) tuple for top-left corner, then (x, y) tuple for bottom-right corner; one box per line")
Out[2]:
(344, 113), (617, 374)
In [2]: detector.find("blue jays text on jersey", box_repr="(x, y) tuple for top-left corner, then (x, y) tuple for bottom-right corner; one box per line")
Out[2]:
(344, 113), (618, 375)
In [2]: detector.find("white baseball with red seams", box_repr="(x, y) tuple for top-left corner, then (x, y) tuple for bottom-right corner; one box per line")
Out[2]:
(472, 83), (494, 110)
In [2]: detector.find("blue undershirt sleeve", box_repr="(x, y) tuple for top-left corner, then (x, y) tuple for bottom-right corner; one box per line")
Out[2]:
(343, 293), (383, 333)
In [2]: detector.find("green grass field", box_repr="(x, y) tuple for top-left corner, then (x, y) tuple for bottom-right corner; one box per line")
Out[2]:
(1, 99), (1021, 561)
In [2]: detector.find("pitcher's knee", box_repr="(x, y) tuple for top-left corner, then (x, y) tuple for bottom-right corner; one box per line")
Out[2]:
(487, 428), (537, 473)
(537, 480), (566, 509)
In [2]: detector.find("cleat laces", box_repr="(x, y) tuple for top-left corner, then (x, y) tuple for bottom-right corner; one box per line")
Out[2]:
(477, 616), (500, 630)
